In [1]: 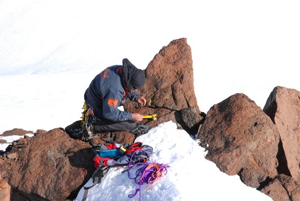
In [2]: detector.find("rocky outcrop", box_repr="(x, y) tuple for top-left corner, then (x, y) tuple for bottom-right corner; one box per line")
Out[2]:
(257, 86), (300, 200)
(198, 93), (280, 188)
(263, 86), (300, 182)
(124, 38), (204, 134)
(0, 128), (94, 201)
(198, 87), (300, 200)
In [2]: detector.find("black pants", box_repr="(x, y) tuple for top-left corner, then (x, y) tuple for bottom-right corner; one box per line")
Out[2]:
(94, 118), (138, 133)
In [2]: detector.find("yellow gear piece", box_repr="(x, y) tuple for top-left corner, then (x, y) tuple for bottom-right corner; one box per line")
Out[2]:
(81, 102), (93, 141)
(82, 102), (88, 130)
(143, 114), (157, 121)
(148, 98), (155, 106)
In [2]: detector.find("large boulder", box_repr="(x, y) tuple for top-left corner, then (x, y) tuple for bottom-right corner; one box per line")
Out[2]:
(124, 38), (204, 134)
(263, 86), (300, 182)
(198, 93), (280, 188)
(0, 128), (94, 201)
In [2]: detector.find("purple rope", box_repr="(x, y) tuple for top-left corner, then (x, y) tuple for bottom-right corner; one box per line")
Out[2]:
(126, 150), (169, 201)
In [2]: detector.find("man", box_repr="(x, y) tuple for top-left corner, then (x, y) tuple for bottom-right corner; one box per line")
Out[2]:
(84, 58), (150, 134)
(66, 58), (150, 140)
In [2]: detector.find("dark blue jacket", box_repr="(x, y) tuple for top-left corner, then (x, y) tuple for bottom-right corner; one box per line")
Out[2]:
(84, 65), (140, 121)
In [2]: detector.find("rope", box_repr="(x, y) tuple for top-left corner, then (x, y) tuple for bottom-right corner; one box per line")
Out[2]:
(125, 150), (169, 201)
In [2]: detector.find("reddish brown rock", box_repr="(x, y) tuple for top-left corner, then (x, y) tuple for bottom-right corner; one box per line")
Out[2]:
(124, 38), (203, 134)
(260, 178), (290, 201)
(90, 131), (136, 145)
(291, 188), (300, 201)
(6, 152), (17, 159)
(0, 173), (10, 201)
(34, 129), (48, 136)
(1, 128), (94, 201)
(0, 180), (10, 201)
(1, 128), (33, 136)
(263, 86), (300, 182)
(260, 174), (300, 201)
(0, 139), (6, 143)
(198, 93), (280, 188)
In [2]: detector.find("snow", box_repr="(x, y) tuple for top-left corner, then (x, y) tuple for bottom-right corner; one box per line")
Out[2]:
(75, 121), (270, 201)
(1, 0), (299, 200)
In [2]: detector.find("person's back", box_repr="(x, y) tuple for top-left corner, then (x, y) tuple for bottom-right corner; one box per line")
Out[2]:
(84, 65), (124, 119)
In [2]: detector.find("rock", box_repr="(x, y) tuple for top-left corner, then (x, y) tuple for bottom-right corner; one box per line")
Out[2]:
(124, 38), (202, 134)
(110, 131), (136, 144)
(1, 128), (33, 136)
(263, 86), (300, 182)
(180, 108), (205, 134)
(260, 174), (300, 201)
(276, 174), (299, 197)
(291, 188), (300, 201)
(6, 153), (17, 159)
(90, 131), (136, 145)
(0, 180), (11, 201)
(198, 93), (280, 188)
(1, 128), (94, 201)
(0, 139), (7, 143)
(260, 178), (290, 201)
(34, 129), (47, 136)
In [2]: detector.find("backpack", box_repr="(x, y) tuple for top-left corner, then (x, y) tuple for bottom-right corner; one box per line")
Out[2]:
(92, 141), (153, 168)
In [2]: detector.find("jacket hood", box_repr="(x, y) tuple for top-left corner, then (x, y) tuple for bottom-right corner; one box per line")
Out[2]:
(122, 58), (145, 89)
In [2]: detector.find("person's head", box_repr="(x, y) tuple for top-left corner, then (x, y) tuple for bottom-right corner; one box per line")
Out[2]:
(130, 69), (145, 91)
(122, 58), (145, 91)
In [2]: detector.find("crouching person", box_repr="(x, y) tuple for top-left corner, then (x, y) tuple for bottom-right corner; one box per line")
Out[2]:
(65, 58), (151, 141)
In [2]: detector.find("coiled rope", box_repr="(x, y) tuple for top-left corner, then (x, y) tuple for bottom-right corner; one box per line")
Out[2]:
(124, 149), (169, 201)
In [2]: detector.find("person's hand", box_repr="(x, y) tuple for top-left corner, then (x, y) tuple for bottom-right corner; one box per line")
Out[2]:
(132, 113), (144, 122)
(137, 96), (147, 106)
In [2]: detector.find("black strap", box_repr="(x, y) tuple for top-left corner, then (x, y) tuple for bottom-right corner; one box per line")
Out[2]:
(82, 166), (110, 200)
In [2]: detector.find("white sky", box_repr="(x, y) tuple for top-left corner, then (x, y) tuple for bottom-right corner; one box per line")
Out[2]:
(1, 0), (299, 113)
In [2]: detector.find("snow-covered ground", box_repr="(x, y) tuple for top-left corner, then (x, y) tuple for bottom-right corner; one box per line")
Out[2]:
(75, 121), (271, 201)
(1, 0), (299, 200)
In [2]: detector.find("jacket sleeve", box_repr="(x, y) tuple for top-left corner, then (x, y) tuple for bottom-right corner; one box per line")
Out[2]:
(127, 90), (141, 101)
(102, 89), (133, 122)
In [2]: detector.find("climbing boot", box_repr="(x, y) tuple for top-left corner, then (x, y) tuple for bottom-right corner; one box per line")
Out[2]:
(129, 124), (151, 135)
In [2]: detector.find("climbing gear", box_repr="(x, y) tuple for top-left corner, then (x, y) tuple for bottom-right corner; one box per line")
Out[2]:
(129, 124), (151, 135)
(143, 114), (157, 121)
(148, 98), (155, 106)
(82, 141), (153, 200)
(124, 150), (170, 201)
(82, 140), (169, 201)
(93, 142), (152, 168)
(81, 102), (96, 142)
(82, 165), (110, 200)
